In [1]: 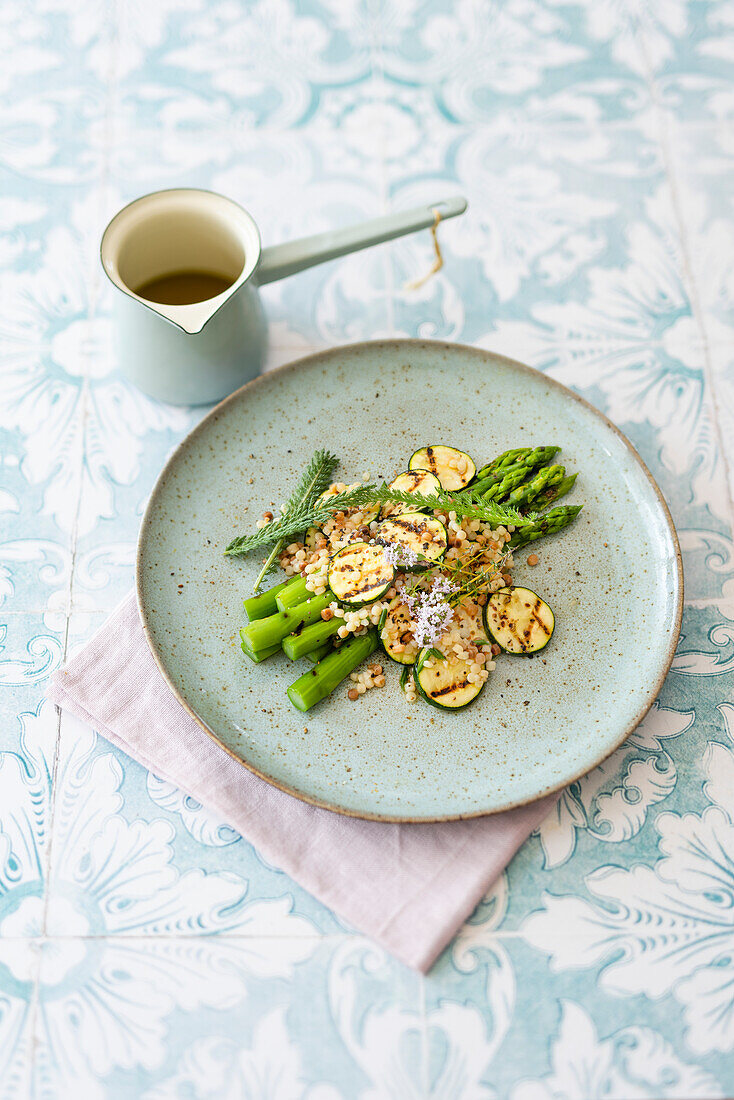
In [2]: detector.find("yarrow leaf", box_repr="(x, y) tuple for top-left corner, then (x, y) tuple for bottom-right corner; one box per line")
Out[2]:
(225, 478), (533, 561)
(233, 449), (338, 591)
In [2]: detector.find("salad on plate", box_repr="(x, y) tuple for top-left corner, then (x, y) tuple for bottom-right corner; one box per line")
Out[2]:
(226, 444), (582, 712)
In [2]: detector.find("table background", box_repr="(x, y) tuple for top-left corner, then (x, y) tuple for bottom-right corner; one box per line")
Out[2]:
(2, 1), (734, 1097)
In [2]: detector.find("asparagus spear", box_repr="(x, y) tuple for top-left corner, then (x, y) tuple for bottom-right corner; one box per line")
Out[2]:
(241, 593), (332, 652)
(239, 636), (282, 663)
(473, 460), (536, 495)
(276, 575), (312, 611)
(508, 505), (583, 550)
(533, 472), (578, 510)
(287, 630), (379, 712)
(478, 445), (559, 477)
(305, 641), (334, 664)
(282, 616), (341, 660)
(483, 466), (529, 502)
(244, 577), (294, 622)
(507, 464), (565, 509)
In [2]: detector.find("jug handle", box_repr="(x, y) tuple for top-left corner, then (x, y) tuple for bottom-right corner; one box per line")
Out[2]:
(255, 196), (467, 286)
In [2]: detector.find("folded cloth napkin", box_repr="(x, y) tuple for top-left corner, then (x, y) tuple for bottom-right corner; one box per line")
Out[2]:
(48, 593), (556, 971)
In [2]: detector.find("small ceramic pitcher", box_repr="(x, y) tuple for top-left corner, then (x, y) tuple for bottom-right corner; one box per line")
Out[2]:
(100, 189), (467, 406)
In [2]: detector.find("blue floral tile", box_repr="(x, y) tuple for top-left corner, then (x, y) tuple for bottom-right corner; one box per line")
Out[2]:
(425, 934), (727, 1098)
(386, 120), (730, 542)
(0, 615), (63, 742)
(0, 187), (110, 616)
(375, 0), (653, 126)
(653, 2), (734, 122)
(0, 615), (65, 1100)
(518, 700), (734, 1073)
(114, 0), (376, 130)
(388, 121), (665, 338)
(2, 0), (734, 1093)
(665, 122), (734, 337)
(0, 5), (109, 188)
(663, 122), (734, 508)
(34, 936), (420, 1100)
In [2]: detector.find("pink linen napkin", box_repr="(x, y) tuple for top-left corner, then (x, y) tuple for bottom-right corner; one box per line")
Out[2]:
(48, 593), (556, 971)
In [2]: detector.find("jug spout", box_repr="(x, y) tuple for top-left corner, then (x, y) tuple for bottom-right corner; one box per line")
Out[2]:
(135, 295), (231, 336)
(100, 188), (263, 335)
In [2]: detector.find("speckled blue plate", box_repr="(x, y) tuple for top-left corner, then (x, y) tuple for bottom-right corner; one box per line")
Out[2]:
(137, 340), (683, 822)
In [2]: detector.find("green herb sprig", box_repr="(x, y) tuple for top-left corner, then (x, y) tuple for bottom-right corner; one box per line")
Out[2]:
(245, 449), (338, 591)
(226, 475), (534, 565)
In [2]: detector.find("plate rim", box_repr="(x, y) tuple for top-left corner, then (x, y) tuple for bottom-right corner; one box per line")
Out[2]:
(136, 338), (684, 823)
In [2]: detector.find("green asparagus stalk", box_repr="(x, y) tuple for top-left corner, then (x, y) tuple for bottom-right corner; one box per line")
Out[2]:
(282, 616), (341, 660)
(239, 636), (282, 663)
(533, 472), (578, 510)
(479, 446), (559, 477)
(241, 593), (332, 652)
(508, 505), (583, 550)
(287, 630), (379, 712)
(507, 464), (565, 509)
(244, 577), (293, 621)
(483, 466), (529, 502)
(305, 641), (334, 664)
(276, 575), (312, 611)
(472, 461), (534, 495)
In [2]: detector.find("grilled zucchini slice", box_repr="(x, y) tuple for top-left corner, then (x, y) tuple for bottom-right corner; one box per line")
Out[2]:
(414, 647), (485, 709)
(375, 512), (447, 565)
(381, 470), (442, 518)
(380, 597), (420, 665)
(327, 541), (395, 606)
(409, 445), (476, 491)
(483, 586), (554, 654)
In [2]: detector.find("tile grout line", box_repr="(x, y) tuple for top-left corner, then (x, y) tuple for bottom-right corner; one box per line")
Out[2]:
(633, 6), (734, 535)
(0, 929), (532, 944)
(656, 113), (734, 531)
(30, 4), (123, 1087)
(418, 969), (429, 1098)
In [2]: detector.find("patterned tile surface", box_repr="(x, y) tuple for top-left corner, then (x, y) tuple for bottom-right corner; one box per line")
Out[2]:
(1, 1), (733, 1095)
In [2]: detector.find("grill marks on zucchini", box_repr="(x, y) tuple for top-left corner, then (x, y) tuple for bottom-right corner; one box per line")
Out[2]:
(484, 586), (555, 654)
(380, 597), (420, 664)
(414, 648), (485, 709)
(381, 470), (441, 517)
(409, 445), (476, 491)
(327, 541), (395, 606)
(376, 512), (447, 564)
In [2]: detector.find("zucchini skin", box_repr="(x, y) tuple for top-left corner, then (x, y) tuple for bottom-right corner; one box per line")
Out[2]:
(483, 586), (555, 654)
(380, 597), (419, 665)
(414, 648), (485, 710)
(408, 445), (476, 491)
(382, 470), (442, 517)
(327, 541), (395, 606)
(375, 512), (447, 565)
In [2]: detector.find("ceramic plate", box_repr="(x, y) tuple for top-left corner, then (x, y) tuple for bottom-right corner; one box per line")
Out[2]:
(137, 340), (683, 822)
